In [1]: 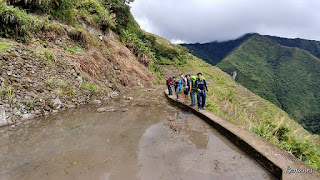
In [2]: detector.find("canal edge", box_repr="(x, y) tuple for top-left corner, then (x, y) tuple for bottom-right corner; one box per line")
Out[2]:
(164, 90), (320, 180)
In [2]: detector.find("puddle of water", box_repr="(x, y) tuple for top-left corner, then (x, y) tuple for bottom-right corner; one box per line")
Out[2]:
(0, 89), (276, 180)
(138, 111), (276, 180)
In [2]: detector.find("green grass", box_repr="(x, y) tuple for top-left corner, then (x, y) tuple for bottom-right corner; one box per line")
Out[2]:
(0, 41), (9, 53)
(0, 0), (114, 41)
(79, 81), (98, 93)
(37, 48), (56, 63)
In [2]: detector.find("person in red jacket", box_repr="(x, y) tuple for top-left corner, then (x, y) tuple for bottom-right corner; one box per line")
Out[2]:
(165, 75), (172, 95)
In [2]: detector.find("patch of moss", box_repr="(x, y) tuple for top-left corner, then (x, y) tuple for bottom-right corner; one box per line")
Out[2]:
(0, 41), (10, 53)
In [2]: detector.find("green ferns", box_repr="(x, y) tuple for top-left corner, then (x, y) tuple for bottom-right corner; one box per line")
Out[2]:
(0, 0), (30, 41)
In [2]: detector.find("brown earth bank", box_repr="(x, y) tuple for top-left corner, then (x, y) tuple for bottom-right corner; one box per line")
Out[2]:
(0, 30), (157, 127)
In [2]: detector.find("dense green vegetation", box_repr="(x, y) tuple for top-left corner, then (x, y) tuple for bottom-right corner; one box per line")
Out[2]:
(300, 114), (320, 134)
(184, 34), (320, 135)
(267, 35), (320, 59)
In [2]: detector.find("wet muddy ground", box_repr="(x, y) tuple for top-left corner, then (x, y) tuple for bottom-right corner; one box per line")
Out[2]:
(0, 87), (276, 180)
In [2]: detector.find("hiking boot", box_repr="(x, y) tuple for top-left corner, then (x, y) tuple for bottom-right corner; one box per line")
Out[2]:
(202, 107), (206, 110)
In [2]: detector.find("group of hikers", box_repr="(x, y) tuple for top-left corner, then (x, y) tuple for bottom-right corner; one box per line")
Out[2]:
(165, 73), (208, 110)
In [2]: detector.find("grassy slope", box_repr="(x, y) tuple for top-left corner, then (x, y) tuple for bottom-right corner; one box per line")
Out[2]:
(216, 35), (320, 125)
(156, 35), (320, 171)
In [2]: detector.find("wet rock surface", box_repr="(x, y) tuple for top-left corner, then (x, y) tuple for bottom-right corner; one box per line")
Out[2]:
(0, 87), (275, 180)
(97, 106), (118, 113)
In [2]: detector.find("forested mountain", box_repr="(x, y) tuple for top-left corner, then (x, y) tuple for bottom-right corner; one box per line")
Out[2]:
(183, 34), (320, 134)
(181, 33), (253, 65)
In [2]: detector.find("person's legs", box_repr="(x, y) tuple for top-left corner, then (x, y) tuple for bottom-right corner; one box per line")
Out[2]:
(197, 91), (201, 109)
(202, 90), (206, 109)
(190, 90), (194, 105)
(191, 90), (196, 105)
(168, 85), (172, 95)
(184, 89), (189, 102)
(175, 86), (179, 99)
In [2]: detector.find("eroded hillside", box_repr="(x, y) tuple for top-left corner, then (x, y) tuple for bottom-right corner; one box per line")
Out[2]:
(0, 0), (157, 124)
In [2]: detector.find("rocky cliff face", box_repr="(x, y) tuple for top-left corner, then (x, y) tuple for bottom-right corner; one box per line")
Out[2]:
(0, 29), (157, 126)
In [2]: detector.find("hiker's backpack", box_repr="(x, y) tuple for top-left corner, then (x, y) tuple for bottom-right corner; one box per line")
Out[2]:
(191, 76), (206, 89)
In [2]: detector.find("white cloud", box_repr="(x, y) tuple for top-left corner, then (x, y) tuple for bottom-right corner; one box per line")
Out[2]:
(130, 0), (320, 43)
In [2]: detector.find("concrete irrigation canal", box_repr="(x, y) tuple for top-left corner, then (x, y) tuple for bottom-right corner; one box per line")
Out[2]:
(0, 87), (276, 180)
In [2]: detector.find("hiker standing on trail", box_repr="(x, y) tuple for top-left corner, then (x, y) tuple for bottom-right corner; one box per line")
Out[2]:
(184, 74), (192, 103)
(195, 73), (208, 110)
(180, 73), (187, 88)
(173, 77), (182, 100)
(165, 75), (173, 95)
(190, 75), (197, 106)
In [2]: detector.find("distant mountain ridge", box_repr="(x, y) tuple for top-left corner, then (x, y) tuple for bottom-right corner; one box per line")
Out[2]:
(182, 33), (320, 134)
(181, 33), (254, 65)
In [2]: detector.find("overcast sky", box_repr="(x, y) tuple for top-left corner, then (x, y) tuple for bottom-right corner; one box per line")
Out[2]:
(130, 0), (320, 44)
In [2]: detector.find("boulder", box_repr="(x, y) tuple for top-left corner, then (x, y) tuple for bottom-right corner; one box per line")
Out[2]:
(97, 106), (118, 113)
(91, 100), (101, 104)
(121, 108), (129, 112)
(52, 97), (62, 110)
(67, 104), (76, 109)
(22, 113), (35, 120)
(0, 106), (8, 126)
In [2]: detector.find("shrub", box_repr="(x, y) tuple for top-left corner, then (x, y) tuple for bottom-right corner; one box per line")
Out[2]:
(78, 0), (114, 30)
(79, 81), (97, 93)
(251, 120), (320, 171)
(0, 1), (30, 41)
(67, 28), (88, 45)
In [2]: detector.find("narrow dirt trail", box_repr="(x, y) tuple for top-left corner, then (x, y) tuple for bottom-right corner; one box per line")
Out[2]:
(0, 87), (276, 180)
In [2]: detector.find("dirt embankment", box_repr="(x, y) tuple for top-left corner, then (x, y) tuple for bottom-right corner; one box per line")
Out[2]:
(0, 29), (157, 126)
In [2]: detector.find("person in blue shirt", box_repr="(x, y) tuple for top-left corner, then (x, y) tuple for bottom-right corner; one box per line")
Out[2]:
(173, 77), (182, 100)
(184, 74), (192, 103)
(194, 72), (209, 110)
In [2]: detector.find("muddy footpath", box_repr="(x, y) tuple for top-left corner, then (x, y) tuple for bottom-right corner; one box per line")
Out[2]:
(0, 86), (276, 180)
